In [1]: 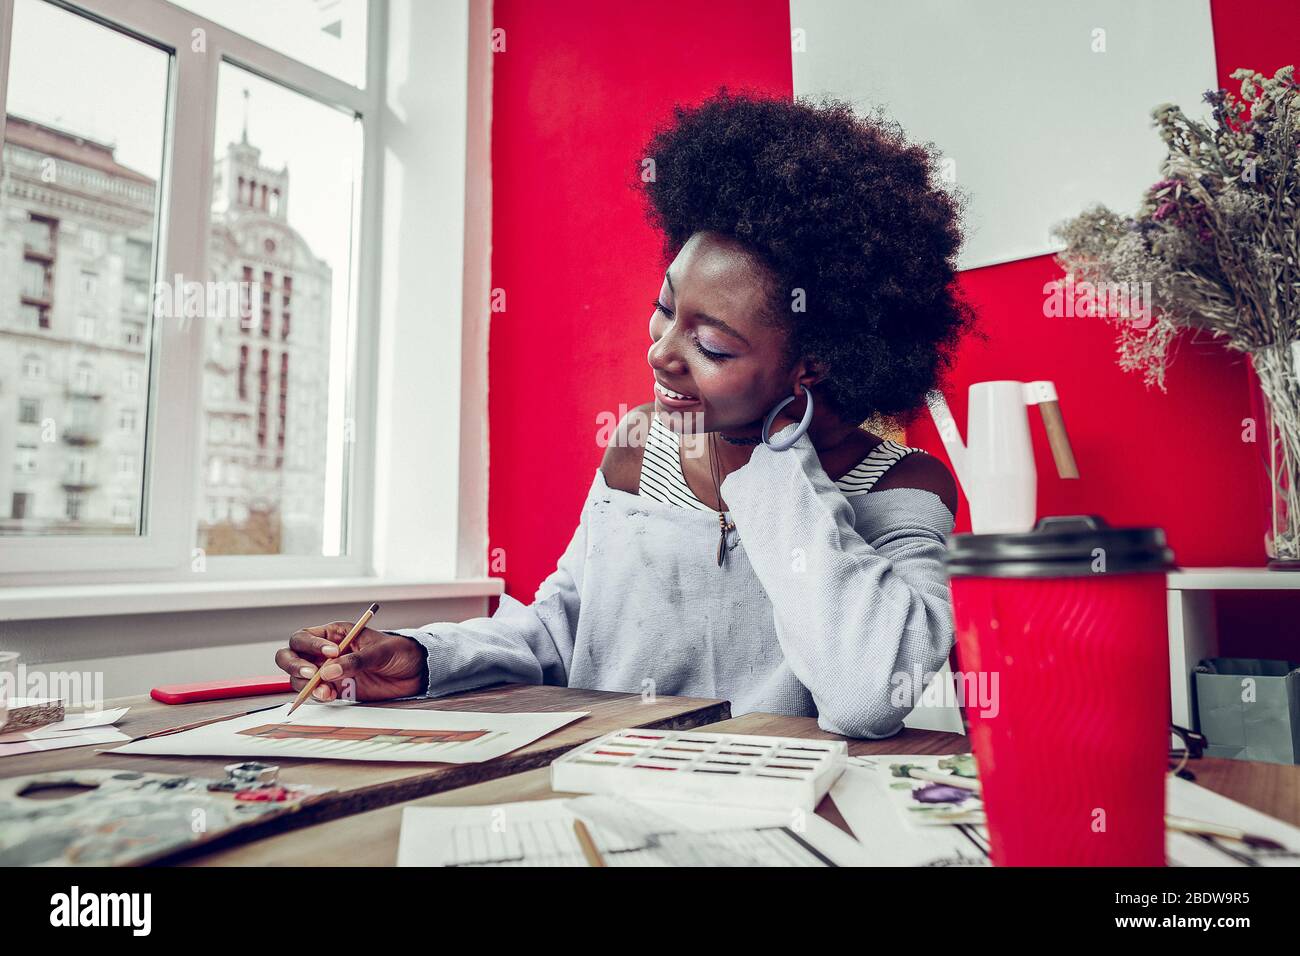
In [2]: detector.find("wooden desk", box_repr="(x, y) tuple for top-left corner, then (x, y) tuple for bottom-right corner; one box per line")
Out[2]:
(189, 711), (1300, 866)
(186, 712), (970, 865)
(0, 684), (729, 861)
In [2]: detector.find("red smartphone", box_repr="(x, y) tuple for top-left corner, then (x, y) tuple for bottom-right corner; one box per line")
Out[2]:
(150, 675), (292, 704)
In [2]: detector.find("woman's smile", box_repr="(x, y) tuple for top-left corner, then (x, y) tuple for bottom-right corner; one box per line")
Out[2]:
(653, 378), (701, 408)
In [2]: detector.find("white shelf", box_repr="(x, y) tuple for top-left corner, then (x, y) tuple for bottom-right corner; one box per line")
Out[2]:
(1168, 568), (1300, 590)
(1166, 569), (1300, 741)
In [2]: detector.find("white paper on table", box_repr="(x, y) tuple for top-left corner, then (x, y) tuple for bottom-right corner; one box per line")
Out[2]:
(396, 794), (869, 867)
(831, 756), (1300, 867)
(1166, 775), (1300, 867)
(569, 795), (872, 866)
(109, 701), (589, 764)
(831, 763), (991, 866)
(0, 707), (130, 744)
(0, 729), (132, 759)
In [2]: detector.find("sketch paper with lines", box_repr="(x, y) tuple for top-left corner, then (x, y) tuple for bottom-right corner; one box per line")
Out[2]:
(396, 795), (854, 866)
(111, 702), (589, 764)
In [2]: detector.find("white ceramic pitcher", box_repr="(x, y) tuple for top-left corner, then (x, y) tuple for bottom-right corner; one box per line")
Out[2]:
(926, 381), (1079, 534)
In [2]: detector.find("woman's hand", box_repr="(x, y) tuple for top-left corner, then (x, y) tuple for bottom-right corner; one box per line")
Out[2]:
(274, 624), (429, 702)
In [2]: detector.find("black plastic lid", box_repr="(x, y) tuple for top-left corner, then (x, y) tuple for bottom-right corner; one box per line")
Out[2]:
(944, 515), (1176, 578)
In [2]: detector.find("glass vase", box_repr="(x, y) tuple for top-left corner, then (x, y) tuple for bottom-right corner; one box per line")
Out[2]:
(1250, 341), (1300, 569)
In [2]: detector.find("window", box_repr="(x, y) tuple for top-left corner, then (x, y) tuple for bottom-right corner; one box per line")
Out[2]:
(15, 445), (38, 474)
(169, 0), (367, 87)
(67, 454), (92, 484)
(11, 493), (32, 520)
(22, 355), (43, 379)
(72, 363), (96, 394)
(23, 214), (55, 255)
(0, 0), (397, 580)
(196, 60), (360, 557)
(21, 258), (50, 301)
(19, 302), (49, 329)
(1, 0), (166, 543)
(124, 239), (151, 277)
(81, 228), (106, 256)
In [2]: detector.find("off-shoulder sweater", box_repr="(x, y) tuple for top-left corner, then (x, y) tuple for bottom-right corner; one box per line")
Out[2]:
(388, 419), (957, 739)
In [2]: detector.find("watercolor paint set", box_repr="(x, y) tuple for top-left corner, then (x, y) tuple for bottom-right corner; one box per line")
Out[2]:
(550, 728), (848, 811)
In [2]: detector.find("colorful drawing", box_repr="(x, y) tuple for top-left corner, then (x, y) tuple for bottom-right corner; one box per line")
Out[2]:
(112, 703), (589, 765)
(240, 723), (489, 745)
(878, 755), (986, 827)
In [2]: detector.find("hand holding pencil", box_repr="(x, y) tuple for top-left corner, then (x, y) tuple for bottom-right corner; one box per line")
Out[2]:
(275, 604), (430, 707)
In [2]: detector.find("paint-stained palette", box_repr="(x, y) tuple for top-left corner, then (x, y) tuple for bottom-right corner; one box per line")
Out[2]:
(551, 728), (847, 812)
(0, 769), (331, 866)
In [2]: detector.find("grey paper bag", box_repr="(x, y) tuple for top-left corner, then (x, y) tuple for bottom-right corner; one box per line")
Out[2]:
(1193, 658), (1300, 765)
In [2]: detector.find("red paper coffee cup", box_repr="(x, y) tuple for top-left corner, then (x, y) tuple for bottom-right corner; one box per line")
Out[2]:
(945, 515), (1176, 866)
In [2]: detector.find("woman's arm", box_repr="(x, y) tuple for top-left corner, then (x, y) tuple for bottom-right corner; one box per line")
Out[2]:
(379, 484), (591, 699)
(719, 423), (956, 739)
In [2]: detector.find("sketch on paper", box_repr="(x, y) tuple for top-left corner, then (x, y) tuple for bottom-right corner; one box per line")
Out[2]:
(112, 702), (589, 764)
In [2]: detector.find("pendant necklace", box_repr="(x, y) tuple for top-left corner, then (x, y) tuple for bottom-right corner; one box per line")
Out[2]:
(709, 431), (737, 567)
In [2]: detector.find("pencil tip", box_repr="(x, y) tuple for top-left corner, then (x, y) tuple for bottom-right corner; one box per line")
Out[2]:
(369, 602), (380, 614)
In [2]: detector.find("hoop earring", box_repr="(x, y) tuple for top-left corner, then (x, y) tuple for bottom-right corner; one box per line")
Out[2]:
(762, 384), (814, 451)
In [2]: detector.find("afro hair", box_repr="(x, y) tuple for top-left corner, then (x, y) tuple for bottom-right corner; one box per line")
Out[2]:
(636, 87), (978, 428)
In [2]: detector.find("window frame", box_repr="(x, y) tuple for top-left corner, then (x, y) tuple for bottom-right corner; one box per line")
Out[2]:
(0, 0), (386, 582)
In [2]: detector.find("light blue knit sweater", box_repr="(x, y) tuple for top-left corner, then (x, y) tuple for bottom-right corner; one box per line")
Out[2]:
(388, 421), (957, 739)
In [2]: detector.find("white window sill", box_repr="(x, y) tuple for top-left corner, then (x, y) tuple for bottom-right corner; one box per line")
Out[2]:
(0, 577), (504, 622)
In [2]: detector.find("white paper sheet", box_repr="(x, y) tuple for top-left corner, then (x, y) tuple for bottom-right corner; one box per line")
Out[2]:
(0, 707), (130, 744)
(830, 755), (1300, 866)
(396, 794), (870, 867)
(1165, 776), (1300, 867)
(110, 702), (589, 764)
(0, 707), (131, 758)
(831, 762), (991, 866)
(0, 729), (132, 759)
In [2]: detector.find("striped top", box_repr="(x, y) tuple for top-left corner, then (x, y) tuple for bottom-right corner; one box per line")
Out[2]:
(638, 413), (923, 510)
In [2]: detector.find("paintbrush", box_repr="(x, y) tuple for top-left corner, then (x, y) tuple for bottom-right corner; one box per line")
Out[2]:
(905, 767), (982, 792)
(287, 603), (379, 716)
(1165, 814), (1285, 850)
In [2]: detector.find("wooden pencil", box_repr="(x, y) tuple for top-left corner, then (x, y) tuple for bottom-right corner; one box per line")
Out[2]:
(287, 602), (379, 715)
(573, 819), (606, 867)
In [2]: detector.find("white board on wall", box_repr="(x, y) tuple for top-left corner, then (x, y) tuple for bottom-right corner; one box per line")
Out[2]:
(790, 0), (1218, 271)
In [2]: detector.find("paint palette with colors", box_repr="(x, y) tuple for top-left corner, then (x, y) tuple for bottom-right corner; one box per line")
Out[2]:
(551, 728), (847, 812)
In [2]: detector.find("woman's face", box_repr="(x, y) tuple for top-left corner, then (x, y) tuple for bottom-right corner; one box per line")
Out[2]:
(647, 231), (800, 433)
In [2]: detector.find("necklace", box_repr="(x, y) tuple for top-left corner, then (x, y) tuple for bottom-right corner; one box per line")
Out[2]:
(709, 431), (737, 567)
(719, 431), (761, 446)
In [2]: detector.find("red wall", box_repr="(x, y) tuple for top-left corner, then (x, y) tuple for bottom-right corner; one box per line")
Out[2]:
(488, 0), (1294, 602)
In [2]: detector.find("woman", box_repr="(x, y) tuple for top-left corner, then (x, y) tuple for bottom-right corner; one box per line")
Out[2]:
(274, 90), (975, 738)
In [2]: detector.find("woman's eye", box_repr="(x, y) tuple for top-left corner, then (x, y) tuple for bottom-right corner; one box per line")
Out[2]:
(652, 299), (729, 360)
(693, 338), (729, 361)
